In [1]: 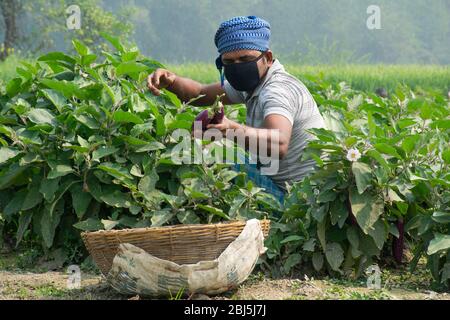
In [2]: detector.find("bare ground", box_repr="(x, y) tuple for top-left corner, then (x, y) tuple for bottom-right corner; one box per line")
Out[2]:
(0, 265), (448, 300)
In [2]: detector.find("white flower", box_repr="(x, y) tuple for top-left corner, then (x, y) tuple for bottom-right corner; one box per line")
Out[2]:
(313, 188), (320, 196)
(346, 148), (361, 162)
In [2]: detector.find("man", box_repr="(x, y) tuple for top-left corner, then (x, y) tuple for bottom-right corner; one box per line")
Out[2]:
(147, 16), (325, 202)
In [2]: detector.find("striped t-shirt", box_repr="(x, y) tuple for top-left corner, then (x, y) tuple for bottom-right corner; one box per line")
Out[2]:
(223, 59), (326, 190)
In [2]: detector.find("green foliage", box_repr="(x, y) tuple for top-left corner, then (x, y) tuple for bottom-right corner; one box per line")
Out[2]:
(264, 79), (449, 287)
(0, 36), (280, 255)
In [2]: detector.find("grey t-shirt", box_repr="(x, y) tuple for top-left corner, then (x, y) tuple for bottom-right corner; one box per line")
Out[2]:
(223, 59), (325, 190)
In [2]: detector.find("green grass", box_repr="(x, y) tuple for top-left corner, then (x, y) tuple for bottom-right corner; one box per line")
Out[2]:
(169, 63), (450, 93)
(1, 55), (449, 93)
(0, 55), (25, 83)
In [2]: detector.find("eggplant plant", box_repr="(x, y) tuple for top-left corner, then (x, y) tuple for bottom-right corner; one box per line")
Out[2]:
(0, 36), (281, 255)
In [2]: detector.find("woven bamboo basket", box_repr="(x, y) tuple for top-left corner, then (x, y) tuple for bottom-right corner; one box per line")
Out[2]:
(82, 219), (270, 276)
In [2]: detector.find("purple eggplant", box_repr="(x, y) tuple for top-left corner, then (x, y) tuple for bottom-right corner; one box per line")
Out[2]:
(392, 219), (404, 264)
(193, 109), (211, 131)
(192, 95), (224, 131)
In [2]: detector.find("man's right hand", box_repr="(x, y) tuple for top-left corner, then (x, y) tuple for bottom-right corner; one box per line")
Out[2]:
(147, 68), (177, 96)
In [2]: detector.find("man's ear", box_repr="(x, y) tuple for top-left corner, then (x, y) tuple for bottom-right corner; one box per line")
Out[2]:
(265, 50), (274, 64)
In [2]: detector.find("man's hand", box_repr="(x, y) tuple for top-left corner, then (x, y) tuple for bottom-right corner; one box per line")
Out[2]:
(147, 68), (177, 96)
(207, 115), (240, 134)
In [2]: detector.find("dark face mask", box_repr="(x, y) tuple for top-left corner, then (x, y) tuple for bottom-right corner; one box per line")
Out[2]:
(220, 52), (266, 92)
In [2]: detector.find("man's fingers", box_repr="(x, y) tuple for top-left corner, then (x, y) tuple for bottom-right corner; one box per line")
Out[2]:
(147, 73), (161, 95)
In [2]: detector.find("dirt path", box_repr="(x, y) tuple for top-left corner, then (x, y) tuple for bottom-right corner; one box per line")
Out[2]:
(1, 269), (448, 300)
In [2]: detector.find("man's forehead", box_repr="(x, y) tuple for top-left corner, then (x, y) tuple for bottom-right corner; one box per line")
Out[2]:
(222, 50), (261, 59)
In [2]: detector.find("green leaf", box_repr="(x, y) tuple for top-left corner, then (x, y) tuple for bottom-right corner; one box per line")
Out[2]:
(302, 238), (316, 252)
(97, 162), (133, 181)
(402, 135), (420, 154)
(0, 164), (28, 190)
(101, 219), (119, 231)
(138, 171), (159, 195)
(72, 39), (89, 56)
(113, 110), (144, 124)
(427, 234), (450, 255)
(197, 204), (230, 220)
(40, 89), (67, 112)
(22, 186), (43, 211)
(228, 194), (247, 218)
(367, 219), (388, 250)
(73, 114), (100, 129)
(317, 218), (327, 250)
(0, 147), (21, 164)
(40, 79), (85, 100)
(151, 209), (174, 227)
(317, 189), (337, 203)
(47, 163), (73, 179)
(73, 218), (104, 231)
(92, 146), (119, 161)
(27, 109), (56, 125)
(177, 211), (201, 224)
(312, 252), (324, 271)
(116, 62), (149, 76)
(280, 235), (303, 244)
(325, 242), (344, 272)
(70, 184), (92, 219)
(431, 211), (450, 224)
(374, 143), (402, 159)
(16, 210), (33, 247)
(40, 198), (65, 248)
(352, 162), (372, 194)
(100, 190), (132, 208)
(330, 199), (348, 228)
(349, 187), (384, 234)
(39, 178), (60, 202)
(100, 33), (125, 53)
(6, 78), (22, 97)
(3, 189), (27, 219)
(284, 253), (302, 273)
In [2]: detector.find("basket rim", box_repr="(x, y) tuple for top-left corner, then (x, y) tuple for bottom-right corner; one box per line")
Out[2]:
(81, 218), (270, 237)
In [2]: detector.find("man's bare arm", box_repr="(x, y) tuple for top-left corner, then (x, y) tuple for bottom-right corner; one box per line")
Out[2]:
(147, 68), (233, 106)
(208, 114), (293, 159)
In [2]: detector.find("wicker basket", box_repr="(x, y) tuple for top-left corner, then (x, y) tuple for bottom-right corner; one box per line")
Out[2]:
(82, 219), (270, 276)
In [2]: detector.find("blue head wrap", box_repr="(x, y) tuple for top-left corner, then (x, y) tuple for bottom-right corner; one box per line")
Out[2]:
(214, 16), (271, 86)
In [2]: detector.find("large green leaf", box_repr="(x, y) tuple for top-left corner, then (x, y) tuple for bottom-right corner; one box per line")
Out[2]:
(197, 204), (230, 220)
(427, 234), (450, 255)
(349, 187), (384, 234)
(325, 242), (344, 272)
(70, 184), (92, 219)
(113, 111), (144, 124)
(100, 190), (132, 208)
(15, 210), (33, 247)
(22, 186), (43, 211)
(151, 209), (175, 227)
(374, 143), (402, 159)
(73, 218), (104, 231)
(47, 163), (73, 179)
(40, 198), (65, 248)
(367, 219), (388, 250)
(116, 62), (150, 76)
(431, 211), (450, 224)
(352, 162), (372, 194)
(92, 146), (119, 161)
(3, 189), (27, 219)
(0, 147), (21, 164)
(39, 178), (60, 202)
